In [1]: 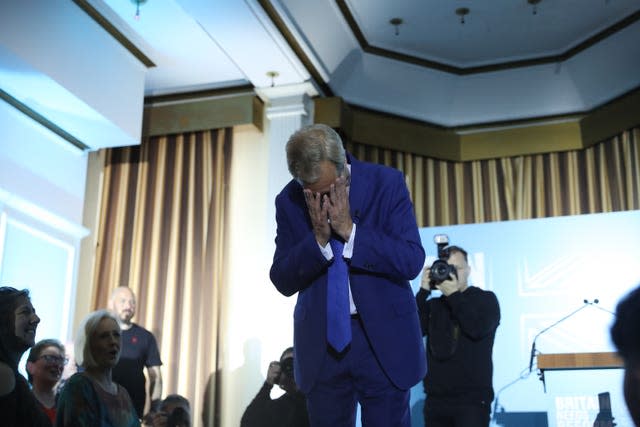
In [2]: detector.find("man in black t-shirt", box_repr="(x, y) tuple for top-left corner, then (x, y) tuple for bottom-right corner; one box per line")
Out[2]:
(109, 286), (163, 419)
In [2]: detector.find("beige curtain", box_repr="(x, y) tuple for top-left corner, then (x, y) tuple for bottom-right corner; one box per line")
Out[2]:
(347, 127), (640, 227)
(92, 128), (232, 427)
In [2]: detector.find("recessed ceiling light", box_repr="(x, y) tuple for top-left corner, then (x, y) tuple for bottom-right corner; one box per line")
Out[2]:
(130, 0), (149, 21)
(266, 71), (279, 87)
(455, 7), (470, 25)
(527, 0), (542, 15)
(389, 17), (403, 36)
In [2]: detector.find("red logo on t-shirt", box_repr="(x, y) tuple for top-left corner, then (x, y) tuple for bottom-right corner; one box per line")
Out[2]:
(131, 336), (138, 344)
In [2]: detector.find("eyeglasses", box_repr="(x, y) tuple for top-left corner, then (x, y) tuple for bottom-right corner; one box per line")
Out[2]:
(38, 354), (69, 365)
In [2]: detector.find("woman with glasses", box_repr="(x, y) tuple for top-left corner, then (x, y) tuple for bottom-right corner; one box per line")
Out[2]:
(55, 309), (139, 427)
(27, 339), (67, 423)
(0, 286), (52, 426)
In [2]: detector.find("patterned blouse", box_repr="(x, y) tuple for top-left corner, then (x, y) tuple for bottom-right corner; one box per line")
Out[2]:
(55, 372), (140, 427)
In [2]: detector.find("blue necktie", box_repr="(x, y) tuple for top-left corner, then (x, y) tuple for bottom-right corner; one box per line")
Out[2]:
(327, 238), (351, 352)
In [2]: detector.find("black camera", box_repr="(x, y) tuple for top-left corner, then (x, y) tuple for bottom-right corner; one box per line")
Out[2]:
(429, 234), (457, 289)
(274, 357), (294, 385)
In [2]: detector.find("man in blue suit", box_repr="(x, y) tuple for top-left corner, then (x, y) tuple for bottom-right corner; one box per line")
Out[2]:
(270, 124), (426, 426)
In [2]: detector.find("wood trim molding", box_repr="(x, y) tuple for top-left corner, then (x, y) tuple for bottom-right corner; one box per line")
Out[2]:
(256, 0), (332, 96)
(142, 89), (264, 137)
(0, 88), (89, 151)
(581, 87), (640, 147)
(335, 0), (640, 76)
(315, 98), (459, 160)
(72, 0), (155, 68)
(314, 88), (640, 161)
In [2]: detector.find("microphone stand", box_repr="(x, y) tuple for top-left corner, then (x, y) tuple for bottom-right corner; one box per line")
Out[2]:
(538, 369), (546, 393)
(528, 299), (600, 390)
(490, 382), (506, 423)
(491, 367), (530, 423)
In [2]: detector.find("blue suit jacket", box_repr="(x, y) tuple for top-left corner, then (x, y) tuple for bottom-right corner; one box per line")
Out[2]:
(270, 154), (427, 393)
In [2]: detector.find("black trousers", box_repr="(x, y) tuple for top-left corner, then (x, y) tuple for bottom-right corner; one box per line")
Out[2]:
(423, 399), (490, 427)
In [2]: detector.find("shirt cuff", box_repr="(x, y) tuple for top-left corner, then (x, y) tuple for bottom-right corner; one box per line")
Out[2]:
(319, 240), (333, 260)
(317, 223), (357, 260)
(342, 223), (356, 259)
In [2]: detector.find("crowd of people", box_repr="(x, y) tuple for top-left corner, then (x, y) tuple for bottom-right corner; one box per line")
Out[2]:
(1, 124), (639, 427)
(0, 286), (188, 427)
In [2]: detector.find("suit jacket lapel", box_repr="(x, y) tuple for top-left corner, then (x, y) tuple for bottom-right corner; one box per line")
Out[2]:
(347, 153), (367, 225)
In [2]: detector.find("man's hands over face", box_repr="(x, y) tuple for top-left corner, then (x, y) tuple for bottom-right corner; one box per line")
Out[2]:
(304, 175), (352, 246)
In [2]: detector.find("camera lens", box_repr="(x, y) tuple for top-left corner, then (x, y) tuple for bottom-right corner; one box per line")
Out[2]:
(431, 260), (450, 282)
(434, 264), (447, 276)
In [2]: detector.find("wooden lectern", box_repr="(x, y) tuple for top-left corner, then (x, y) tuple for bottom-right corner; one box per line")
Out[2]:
(537, 352), (623, 371)
(537, 352), (623, 424)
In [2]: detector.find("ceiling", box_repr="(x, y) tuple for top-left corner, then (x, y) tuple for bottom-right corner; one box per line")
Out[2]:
(4, 0), (640, 140)
(343, 0), (640, 69)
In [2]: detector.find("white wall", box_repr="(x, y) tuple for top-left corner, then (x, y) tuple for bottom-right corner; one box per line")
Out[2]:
(220, 123), (297, 427)
(0, 0), (146, 149)
(414, 212), (640, 427)
(0, 98), (90, 372)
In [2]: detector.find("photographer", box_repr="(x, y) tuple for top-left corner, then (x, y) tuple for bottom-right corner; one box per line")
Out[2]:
(240, 347), (309, 427)
(415, 245), (500, 427)
(147, 394), (190, 427)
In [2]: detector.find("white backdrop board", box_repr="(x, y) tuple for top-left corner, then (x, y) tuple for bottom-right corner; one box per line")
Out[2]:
(403, 210), (640, 427)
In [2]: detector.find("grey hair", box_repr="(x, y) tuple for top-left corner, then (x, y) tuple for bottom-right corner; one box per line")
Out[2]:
(286, 124), (346, 184)
(75, 309), (120, 370)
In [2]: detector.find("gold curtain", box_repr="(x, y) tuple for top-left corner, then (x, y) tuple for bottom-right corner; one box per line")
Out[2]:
(346, 127), (640, 227)
(92, 129), (232, 427)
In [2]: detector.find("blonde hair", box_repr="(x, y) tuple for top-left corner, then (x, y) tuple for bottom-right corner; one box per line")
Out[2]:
(74, 309), (120, 369)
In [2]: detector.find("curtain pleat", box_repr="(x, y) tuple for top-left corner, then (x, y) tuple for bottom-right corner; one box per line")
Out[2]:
(346, 127), (640, 226)
(92, 128), (231, 427)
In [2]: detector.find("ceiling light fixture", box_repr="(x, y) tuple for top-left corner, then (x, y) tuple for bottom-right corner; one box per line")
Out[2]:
(527, 0), (542, 15)
(455, 7), (470, 25)
(131, 0), (148, 21)
(266, 71), (279, 87)
(389, 17), (403, 36)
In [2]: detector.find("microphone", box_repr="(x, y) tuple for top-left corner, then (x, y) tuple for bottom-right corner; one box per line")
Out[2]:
(528, 341), (536, 373)
(528, 299), (595, 373)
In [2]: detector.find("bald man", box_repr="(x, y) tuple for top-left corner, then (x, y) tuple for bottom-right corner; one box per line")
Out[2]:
(108, 286), (163, 419)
